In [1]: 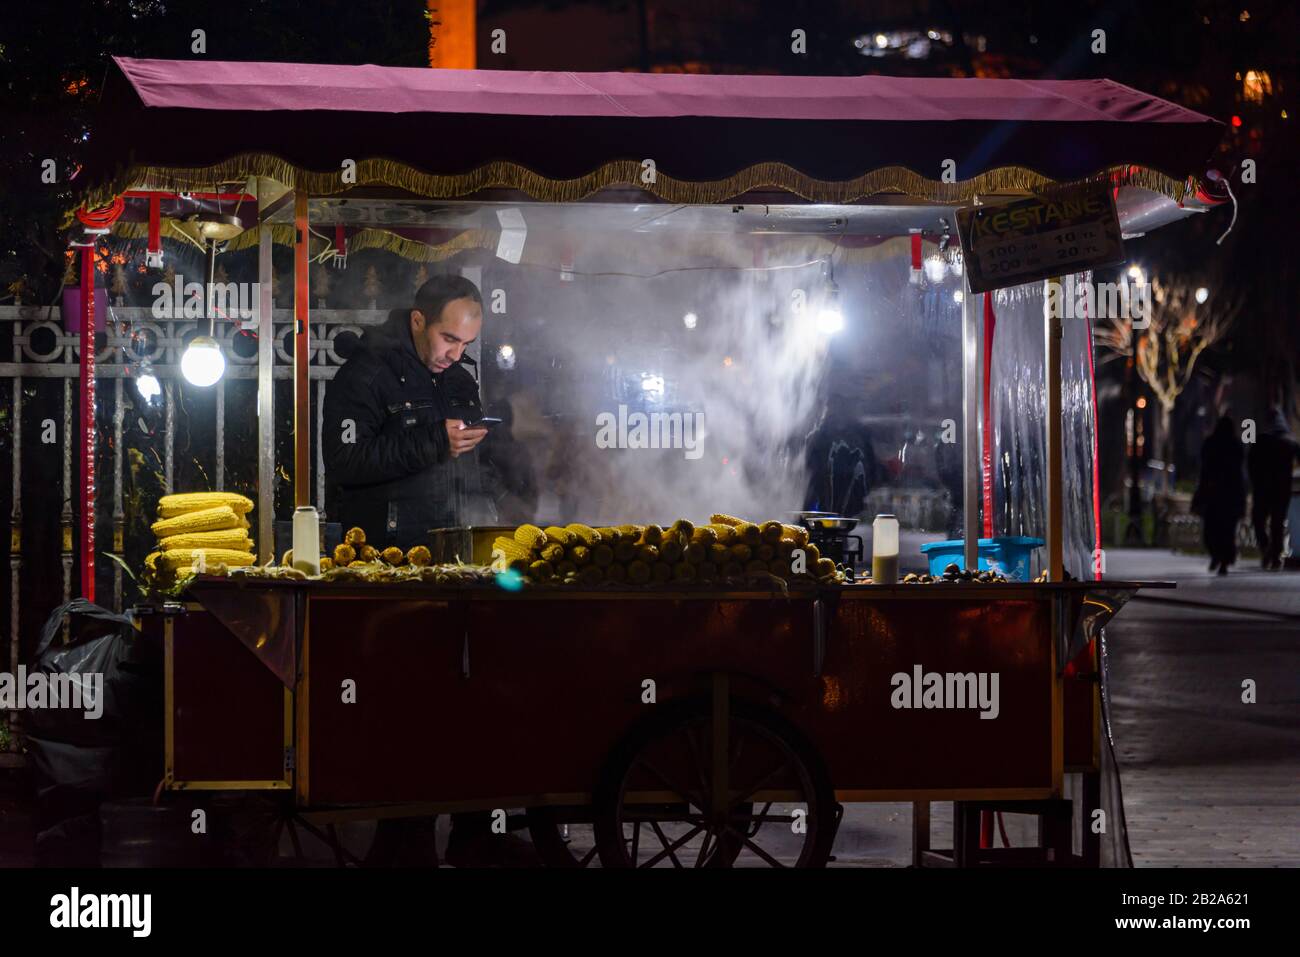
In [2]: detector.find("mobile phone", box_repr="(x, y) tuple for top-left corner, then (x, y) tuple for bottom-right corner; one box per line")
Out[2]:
(464, 416), (503, 429)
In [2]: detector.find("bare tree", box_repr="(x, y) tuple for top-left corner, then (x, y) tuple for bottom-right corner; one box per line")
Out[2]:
(1096, 270), (1242, 472)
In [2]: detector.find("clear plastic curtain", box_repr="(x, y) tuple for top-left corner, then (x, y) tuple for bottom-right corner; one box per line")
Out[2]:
(986, 276), (1099, 578)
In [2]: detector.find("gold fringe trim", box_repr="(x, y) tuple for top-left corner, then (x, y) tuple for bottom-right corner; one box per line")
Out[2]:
(345, 228), (497, 262)
(73, 154), (1194, 218)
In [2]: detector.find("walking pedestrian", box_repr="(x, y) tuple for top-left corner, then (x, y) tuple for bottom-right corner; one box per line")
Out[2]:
(1247, 406), (1300, 570)
(1192, 415), (1247, 575)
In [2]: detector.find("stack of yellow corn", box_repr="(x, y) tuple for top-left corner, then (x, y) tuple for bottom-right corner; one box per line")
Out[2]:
(145, 492), (255, 576)
(493, 515), (849, 587)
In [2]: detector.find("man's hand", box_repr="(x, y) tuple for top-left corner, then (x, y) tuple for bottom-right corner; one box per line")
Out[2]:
(445, 419), (488, 458)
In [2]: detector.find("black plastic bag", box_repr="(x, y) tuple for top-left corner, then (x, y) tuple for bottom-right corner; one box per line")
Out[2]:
(23, 599), (163, 866)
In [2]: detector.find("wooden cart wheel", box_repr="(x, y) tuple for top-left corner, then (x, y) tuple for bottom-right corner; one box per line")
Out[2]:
(593, 698), (837, 868)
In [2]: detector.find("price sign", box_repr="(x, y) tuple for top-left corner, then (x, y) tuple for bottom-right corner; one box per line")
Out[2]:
(956, 186), (1125, 293)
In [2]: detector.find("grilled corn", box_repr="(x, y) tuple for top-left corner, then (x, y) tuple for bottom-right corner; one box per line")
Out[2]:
(684, 542), (707, 564)
(344, 527), (367, 546)
(529, 560), (555, 582)
(514, 524), (548, 549)
(691, 526), (718, 546)
(781, 524), (809, 547)
(628, 560), (652, 584)
(705, 523), (737, 544)
(650, 562), (672, 584)
(569, 545), (591, 566)
(156, 491), (254, 519)
(636, 544), (659, 564)
(151, 505), (242, 538)
(709, 513), (745, 527)
(604, 563), (627, 583)
(381, 546), (405, 565)
(672, 562), (696, 583)
(544, 526), (576, 546)
(729, 543), (753, 563)
(159, 529), (252, 552)
(736, 523), (762, 546)
(492, 537), (532, 562)
(592, 544), (614, 567)
(158, 548), (256, 573)
(759, 521), (784, 545)
(639, 524), (663, 546)
(659, 540), (683, 563)
(614, 541), (638, 563)
(697, 562), (718, 582)
(541, 543), (566, 563)
(566, 523), (602, 546)
(334, 544), (357, 565)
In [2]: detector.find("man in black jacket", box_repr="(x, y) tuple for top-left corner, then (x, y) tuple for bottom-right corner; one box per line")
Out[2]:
(324, 275), (489, 547)
(322, 275), (537, 866)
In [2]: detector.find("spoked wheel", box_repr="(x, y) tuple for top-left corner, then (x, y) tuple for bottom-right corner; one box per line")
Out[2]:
(525, 805), (600, 868)
(593, 697), (837, 868)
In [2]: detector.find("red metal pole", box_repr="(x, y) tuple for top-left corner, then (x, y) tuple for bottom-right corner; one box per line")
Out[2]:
(79, 244), (96, 602)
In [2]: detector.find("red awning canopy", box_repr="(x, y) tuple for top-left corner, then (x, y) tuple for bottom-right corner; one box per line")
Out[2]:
(75, 56), (1224, 208)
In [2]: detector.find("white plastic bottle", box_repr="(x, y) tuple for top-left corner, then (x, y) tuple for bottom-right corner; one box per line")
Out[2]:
(872, 513), (900, 584)
(292, 505), (321, 576)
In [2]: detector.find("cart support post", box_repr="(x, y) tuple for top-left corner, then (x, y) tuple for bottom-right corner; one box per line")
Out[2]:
(961, 284), (981, 570)
(711, 672), (729, 819)
(256, 181), (276, 561)
(1044, 277), (1064, 581)
(293, 191), (311, 508)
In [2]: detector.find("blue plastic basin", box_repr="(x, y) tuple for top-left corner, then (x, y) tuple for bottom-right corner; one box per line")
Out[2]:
(919, 536), (1045, 581)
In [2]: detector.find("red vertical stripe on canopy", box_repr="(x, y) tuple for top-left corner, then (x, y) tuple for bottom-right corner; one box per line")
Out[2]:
(981, 293), (996, 539)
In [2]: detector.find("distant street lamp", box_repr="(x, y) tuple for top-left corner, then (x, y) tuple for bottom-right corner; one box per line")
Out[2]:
(1195, 287), (1209, 304)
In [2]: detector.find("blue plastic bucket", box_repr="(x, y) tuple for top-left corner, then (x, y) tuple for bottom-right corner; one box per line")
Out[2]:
(919, 536), (1045, 581)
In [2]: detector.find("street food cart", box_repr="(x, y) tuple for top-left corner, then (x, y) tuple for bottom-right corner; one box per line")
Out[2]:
(66, 59), (1223, 866)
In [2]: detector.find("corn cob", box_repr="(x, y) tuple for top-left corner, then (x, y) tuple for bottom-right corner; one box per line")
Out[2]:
(721, 561), (743, 579)
(281, 549), (293, 566)
(348, 560), (369, 568)
(768, 560), (789, 577)
(158, 548), (256, 573)
(659, 540), (683, 563)
(651, 562), (672, 584)
(736, 522), (762, 546)
(614, 541), (638, 563)
(406, 546), (432, 567)
(317, 556), (334, 571)
(592, 544), (614, 567)
(781, 524), (810, 547)
(697, 562), (718, 582)
(672, 562), (696, 583)
(578, 565), (604, 587)
(759, 521), (784, 545)
(556, 560), (577, 578)
(636, 544), (659, 564)
(144, 551), (161, 573)
(710, 513), (746, 527)
(627, 560), (652, 584)
(669, 519), (695, 540)
(566, 523), (601, 546)
(777, 540), (796, 560)
(542, 526), (575, 547)
(569, 545), (591, 566)
(345, 526), (367, 546)
(151, 505), (241, 538)
(729, 543), (753, 563)
(684, 542), (707, 564)
(815, 557), (838, 578)
(597, 527), (621, 545)
(605, 562), (628, 583)
(691, 526), (718, 546)
(159, 528), (252, 552)
(804, 542), (822, 564)
(708, 543), (730, 565)
(706, 523), (737, 544)
(514, 524), (548, 550)
(639, 524), (663, 546)
(529, 560), (555, 582)
(492, 537), (532, 562)
(617, 524), (640, 540)
(382, 546), (405, 565)
(745, 559), (769, 576)
(156, 491), (254, 519)
(541, 543), (565, 563)
(359, 544), (380, 563)
(334, 543), (357, 565)
(756, 544), (775, 562)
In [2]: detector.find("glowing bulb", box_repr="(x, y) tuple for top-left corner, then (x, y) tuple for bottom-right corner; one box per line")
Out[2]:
(499, 344), (515, 360)
(136, 372), (161, 401)
(496, 343), (516, 370)
(953, 290), (964, 303)
(683, 312), (698, 330)
(1127, 264), (1146, 284)
(816, 306), (844, 334)
(924, 255), (947, 284)
(641, 374), (664, 395)
(1195, 287), (1209, 304)
(180, 335), (225, 386)
(875, 33), (888, 48)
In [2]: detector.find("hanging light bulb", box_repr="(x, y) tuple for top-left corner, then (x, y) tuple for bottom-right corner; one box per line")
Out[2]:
(924, 255), (947, 284)
(181, 335), (225, 387)
(136, 363), (161, 401)
(817, 279), (845, 335)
